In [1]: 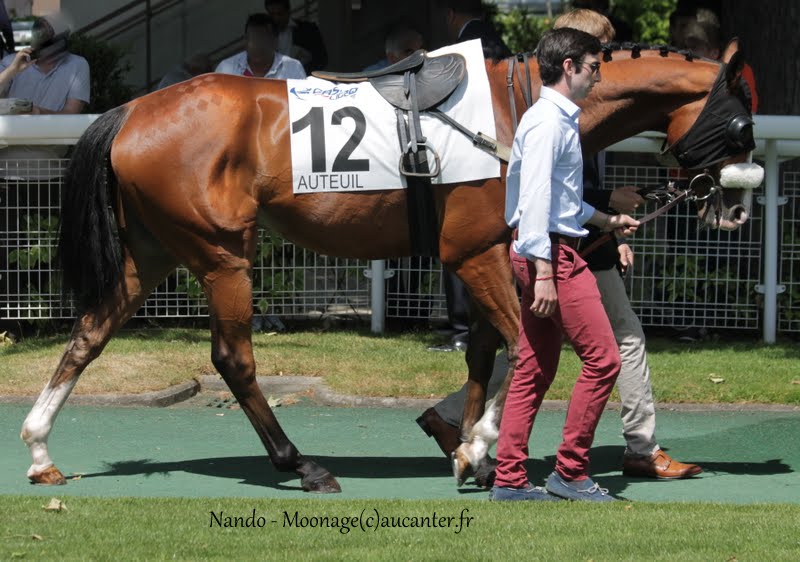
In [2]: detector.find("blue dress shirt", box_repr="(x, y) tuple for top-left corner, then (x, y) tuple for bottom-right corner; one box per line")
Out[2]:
(505, 86), (595, 261)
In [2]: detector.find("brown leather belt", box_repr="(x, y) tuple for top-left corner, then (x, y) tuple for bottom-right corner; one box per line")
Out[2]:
(549, 232), (579, 249)
(511, 229), (579, 250)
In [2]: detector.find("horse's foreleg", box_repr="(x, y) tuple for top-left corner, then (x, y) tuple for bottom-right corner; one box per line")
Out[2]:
(447, 243), (520, 486)
(22, 249), (174, 484)
(452, 307), (503, 486)
(205, 269), (340, 493)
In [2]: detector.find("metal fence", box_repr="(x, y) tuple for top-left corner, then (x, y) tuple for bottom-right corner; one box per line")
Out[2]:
(1, 115), (799, 339)
(779, 171), (800, 333)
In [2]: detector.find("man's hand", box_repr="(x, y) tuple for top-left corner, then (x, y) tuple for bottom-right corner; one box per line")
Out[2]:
(531, 258), (557, 318)
(609, 185), (645, 214)
(8, 48), (33, 75)
(531, 278), (557, 318)
(618, 243), (634, 275)
(606, 214), (639, 236)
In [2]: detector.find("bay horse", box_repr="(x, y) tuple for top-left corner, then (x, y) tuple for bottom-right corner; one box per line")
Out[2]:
(20, 44), (759, 493)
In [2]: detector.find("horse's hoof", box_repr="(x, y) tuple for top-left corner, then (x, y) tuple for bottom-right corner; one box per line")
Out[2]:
(302, 472), (342, 494)
(473, 457), (497, 489)
(28, 465), (67, 485)
(452, 446), (473, 487)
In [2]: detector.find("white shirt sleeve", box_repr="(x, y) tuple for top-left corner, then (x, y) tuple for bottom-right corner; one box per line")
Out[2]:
(214, 58), (236, 75)
(513, 117), (562, 261)
(284, 58), (306, 80)
(577, 201), (596, 225)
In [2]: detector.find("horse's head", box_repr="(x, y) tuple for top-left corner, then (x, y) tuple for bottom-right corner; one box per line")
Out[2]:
(663, 41), (763, 230)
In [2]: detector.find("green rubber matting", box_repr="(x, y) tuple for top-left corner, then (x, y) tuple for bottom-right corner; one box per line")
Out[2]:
(1, 403), (797, 503)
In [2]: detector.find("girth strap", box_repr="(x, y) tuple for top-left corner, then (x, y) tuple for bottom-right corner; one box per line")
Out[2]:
(395, 106), (440, 257)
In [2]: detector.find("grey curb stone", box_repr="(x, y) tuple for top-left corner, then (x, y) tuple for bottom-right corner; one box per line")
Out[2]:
(0, 379), (200, 407)
(0, 376), (797, 412)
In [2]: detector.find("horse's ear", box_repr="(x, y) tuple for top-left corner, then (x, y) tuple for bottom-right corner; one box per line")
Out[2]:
(722, 37), (739, 64)
(723, 39), (745, 90)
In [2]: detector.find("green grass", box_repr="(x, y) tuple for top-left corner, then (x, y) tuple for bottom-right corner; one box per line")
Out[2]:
(1, 328), (798, 404)
(1, 496), (798, 561)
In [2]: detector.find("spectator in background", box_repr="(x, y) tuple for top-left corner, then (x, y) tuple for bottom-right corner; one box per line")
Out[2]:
(0, 47), (31, 95)
(669, 4), (758, 112)
(442, 0), (511, 60)
(0, 17), (89, 115)
(0, 1), (14, 58)
(265, 0), (327, 74)
(157, 52), (212, 90)
(572, 0), (633, 42)
(215, 13), (305, 80)
(364, 24), (424, 73)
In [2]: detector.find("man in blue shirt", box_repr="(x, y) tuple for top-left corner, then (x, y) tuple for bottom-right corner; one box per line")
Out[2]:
(0, 17), (89, 114)
(491, 28), (638, 502)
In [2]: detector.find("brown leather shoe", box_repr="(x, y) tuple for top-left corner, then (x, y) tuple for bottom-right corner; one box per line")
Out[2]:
(623, 449), (703, 479)
(416, 407), (462, 457)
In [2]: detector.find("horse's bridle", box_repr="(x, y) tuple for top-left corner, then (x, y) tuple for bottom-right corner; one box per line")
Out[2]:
(578, 169), (724, 259)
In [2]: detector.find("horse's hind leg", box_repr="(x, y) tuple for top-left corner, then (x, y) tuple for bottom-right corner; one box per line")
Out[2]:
(22, 247), (176, 484)
(204, 267), (340, 493)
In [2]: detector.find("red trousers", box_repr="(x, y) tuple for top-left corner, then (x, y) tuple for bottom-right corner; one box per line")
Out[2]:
(495, 242), (621, 487)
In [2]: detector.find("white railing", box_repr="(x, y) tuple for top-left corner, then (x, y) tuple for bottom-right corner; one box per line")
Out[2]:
(1, 114), (799, 342)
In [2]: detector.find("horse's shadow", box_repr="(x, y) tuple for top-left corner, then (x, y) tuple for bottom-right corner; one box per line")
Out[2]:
(75, 446), (791, 494)
(78, 455), (457, 491)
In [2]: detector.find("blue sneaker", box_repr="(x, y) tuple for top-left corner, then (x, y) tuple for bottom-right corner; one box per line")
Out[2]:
(489, 482), (562, 501)
(545, 471), (617, 502)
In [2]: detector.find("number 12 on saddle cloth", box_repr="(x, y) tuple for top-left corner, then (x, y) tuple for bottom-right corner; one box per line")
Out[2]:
(286, 39), (500, 194)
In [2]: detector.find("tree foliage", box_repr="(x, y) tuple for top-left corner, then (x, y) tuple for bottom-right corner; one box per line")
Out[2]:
(493, 8), (553, 53)
(610, 0), (677, 43)
(69, 33), (134, 113)
(489, 1), (679, 54)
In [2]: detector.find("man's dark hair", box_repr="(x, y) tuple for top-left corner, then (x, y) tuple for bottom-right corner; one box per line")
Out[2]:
(536, 28), (601, 86)
(264, 0), (290, 8)
(441, 0), (483, 16)
(245, 13), (277, 36)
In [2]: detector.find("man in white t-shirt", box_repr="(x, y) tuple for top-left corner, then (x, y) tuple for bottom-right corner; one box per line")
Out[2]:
(215, 13), (305, 80)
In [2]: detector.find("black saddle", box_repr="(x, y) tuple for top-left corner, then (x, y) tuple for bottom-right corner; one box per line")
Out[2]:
(313, 50), (469, 258)
(315, 49), (427, 82)
(314, 50), (466, 111)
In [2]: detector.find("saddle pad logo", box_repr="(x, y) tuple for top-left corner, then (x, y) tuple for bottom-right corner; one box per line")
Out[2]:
(290, 85), (360, 102)
(286, 39), (500, 194)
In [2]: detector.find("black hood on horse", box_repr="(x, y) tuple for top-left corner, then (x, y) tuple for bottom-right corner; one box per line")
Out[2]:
(667, 56), (755, 170)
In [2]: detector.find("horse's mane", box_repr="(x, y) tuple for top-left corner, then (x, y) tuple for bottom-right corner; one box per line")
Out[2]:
(599, 42), (722, 65)
(509, 42), (722, 66)
(597, 43), (752, 112)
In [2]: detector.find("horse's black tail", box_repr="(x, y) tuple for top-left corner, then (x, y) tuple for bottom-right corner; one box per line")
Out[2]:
(57, 105), (130, 312)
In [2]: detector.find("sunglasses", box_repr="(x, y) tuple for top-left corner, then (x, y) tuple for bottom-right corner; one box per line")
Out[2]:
(577, 61), (602, 75)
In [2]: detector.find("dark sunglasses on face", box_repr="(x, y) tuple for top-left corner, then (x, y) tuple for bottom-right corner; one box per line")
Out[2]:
(577, 60), (602, 75)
